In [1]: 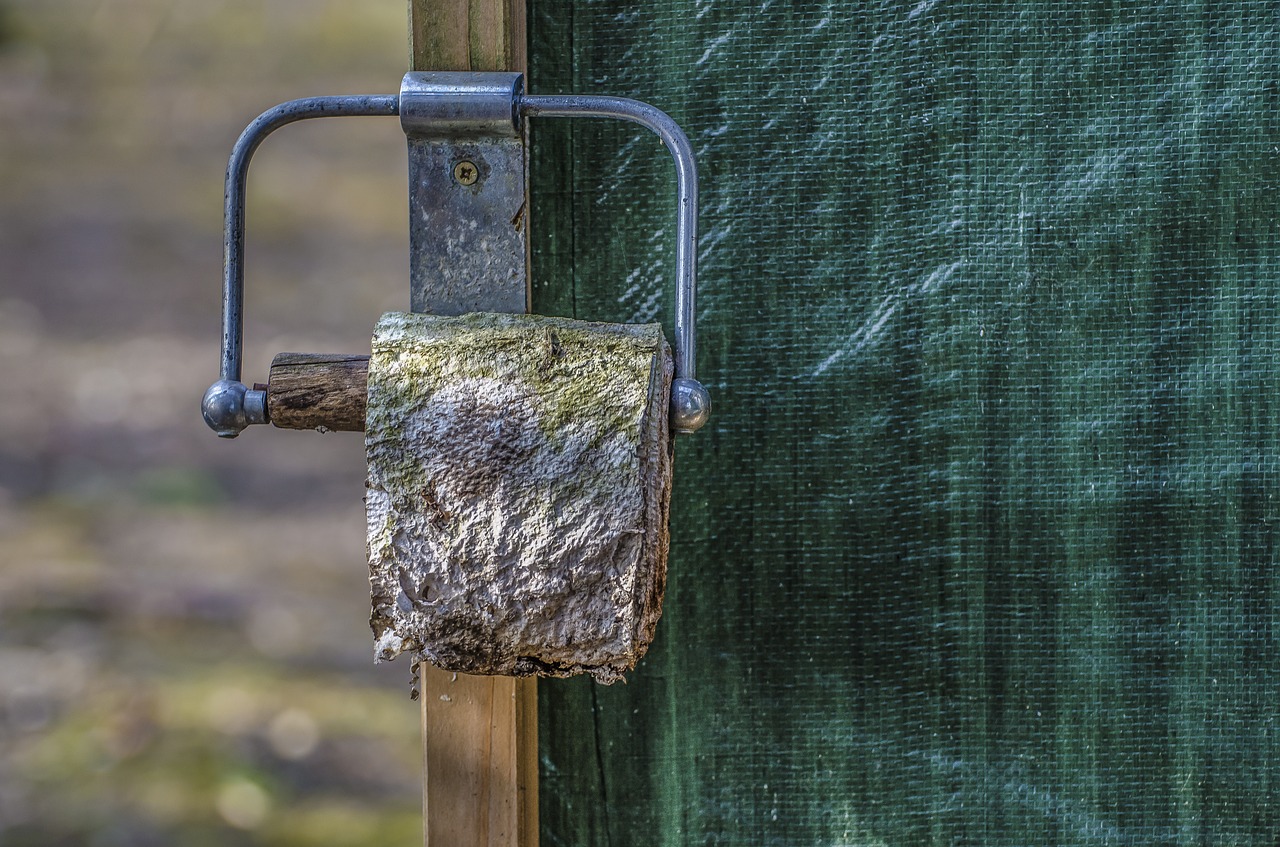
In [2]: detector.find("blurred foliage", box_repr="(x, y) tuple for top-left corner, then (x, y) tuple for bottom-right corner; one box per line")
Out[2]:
(0, 3), (17, 49)
(132, 467), (227, 508)
(0, 1), (424, 844)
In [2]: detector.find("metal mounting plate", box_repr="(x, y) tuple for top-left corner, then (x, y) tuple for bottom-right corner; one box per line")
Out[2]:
(400, 72), (528, 316)
(406, 135), (527, 315)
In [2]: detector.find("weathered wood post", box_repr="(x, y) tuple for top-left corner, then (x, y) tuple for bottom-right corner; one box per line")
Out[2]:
(406, 3), (536, 846)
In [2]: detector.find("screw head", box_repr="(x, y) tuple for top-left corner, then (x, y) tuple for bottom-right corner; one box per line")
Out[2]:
(453, 161), (479, 186)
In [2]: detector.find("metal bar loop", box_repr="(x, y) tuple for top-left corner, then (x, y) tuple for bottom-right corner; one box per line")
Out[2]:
(518, 96), (696, 376)
(204, 95), (399, 437)
(205, 77), (709, 437)
(223, 95), (400, 383)
(517, 93), (709, 433)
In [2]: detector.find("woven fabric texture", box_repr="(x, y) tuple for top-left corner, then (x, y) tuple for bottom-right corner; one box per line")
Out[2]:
(531, 3), (1280, 844)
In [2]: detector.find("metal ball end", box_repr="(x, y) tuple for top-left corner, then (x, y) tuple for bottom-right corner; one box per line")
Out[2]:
(670, 377), (711, 435)
(202, 379), (248, 438)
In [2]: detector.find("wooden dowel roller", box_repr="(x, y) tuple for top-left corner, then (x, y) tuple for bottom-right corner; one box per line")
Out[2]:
(265, 353), (369, 432)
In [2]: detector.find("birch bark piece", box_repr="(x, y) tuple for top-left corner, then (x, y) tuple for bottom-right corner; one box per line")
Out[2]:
(366, 311), (673, 683)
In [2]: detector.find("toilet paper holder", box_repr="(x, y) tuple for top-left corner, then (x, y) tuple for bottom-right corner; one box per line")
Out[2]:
(202, 72), (711, 439)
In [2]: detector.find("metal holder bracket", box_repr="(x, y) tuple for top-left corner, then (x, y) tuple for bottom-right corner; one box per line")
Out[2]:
(202, 72), (710, 438)
(401, 72), (528, 317)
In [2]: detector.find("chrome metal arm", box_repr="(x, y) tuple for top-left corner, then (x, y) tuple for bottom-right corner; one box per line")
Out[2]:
(518, 93), (709, 432)
(204, 77), (710, 438)
(204, 95), (399, 437)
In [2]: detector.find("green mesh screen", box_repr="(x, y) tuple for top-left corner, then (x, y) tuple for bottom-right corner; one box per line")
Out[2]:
(529, 3), (1280, 844)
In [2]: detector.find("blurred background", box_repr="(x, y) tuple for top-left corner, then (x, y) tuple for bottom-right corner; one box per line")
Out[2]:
(0, 1), (427, 843)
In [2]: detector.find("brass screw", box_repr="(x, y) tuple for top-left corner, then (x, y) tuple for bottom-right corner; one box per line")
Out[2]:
(453, 161), (478, 186)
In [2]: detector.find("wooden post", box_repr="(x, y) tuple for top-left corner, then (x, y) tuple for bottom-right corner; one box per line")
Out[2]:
(407, 3), (536, 847)
(409, 0), (526, 74)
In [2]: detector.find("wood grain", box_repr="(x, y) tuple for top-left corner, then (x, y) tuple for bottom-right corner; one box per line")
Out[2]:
(409, 0), (525, 72)
(408, 2), (534, 846)
(266, 353), (368, 432)
(422, 668), (537, 847)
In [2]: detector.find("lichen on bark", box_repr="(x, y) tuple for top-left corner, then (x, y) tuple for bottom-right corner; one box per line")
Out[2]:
(366, 311), (673, 683)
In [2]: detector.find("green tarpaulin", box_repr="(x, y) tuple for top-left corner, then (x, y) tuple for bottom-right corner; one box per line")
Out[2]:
(530, 2), (1280, 844)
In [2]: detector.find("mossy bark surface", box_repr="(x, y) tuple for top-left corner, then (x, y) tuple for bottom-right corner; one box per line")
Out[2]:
(367, 311), (672, 683)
